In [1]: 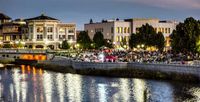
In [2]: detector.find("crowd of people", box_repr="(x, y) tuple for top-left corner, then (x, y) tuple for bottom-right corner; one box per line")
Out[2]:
(58, 49), (200, 64)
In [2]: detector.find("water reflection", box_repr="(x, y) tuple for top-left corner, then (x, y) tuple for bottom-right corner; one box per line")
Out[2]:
(0, 65), (199, 102)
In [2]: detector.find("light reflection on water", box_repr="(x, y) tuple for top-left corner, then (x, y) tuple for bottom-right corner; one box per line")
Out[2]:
(0, 65), (199, 102)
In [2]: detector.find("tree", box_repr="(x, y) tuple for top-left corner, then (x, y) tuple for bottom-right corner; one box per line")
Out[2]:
(89, 19), (93, 24)
(3, 44), (12, 48)
(62, 40), (70, 49)
(137, 23), (157, 46)
(77, 31), (92, 49)
(129, 33), (138, 49)
(93, 32), (104, 49)
(129, 24), (165, 51)
(156, 32), (165, 51)
(170, 17), (200, 53)
(104, 39), (112, 48)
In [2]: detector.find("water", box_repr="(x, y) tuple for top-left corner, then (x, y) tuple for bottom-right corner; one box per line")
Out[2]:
(0, 65), (199, 102)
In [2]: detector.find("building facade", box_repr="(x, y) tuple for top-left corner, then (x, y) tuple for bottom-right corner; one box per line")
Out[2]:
(84, 18), (178, 49)
(0, 13), (27, 46)
(25, 14), (76, 49)
(0, 13), (12, 41)
(125, 18), (178, 49)
(85, 20), (131, 48)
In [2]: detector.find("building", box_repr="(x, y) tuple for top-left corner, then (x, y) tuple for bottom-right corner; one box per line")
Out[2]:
(84, 18), (178, 49)
(0, 13), (11, 41)
(1, 19), (28, 43)
(25, 14), (76, 49)
(125, 18), (178, 49)
(85, 19), (131, 48)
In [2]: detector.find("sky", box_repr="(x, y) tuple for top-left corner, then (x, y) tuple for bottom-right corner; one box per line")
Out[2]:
(0, 0), (200, 30)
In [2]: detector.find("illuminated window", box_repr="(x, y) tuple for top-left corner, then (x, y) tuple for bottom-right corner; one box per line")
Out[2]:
(154, 28), (157, 32)
(127, 27), (130, 33)
(126, 36), (129, 42)
(124, 27), (127, 33)
(168, 28), (171, 33)
(5, 36), (11, 41)
(116, 36), (118, 41)
(47, 27), (53, 33)
(119, 36), (122, 42)
(68, 29), (74, 33)
(162, 28), (164, 33)
(158, 28), (161, 32)
(165, 28), (168, 33)
(116, 27), (120, 33)
(59, 28), (65, 33)
(36, 27), (43, 33)
(166, 36), (171, 47)
(120, 27), (123, 33)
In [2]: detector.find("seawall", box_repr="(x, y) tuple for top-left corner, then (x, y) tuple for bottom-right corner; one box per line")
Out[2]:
(35, 56), (200, 82)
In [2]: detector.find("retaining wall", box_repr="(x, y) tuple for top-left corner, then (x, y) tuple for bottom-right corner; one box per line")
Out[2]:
(40, 56), (200, 77)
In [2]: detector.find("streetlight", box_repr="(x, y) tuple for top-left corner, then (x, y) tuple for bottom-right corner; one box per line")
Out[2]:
(137, 45), (140, 48)
(141, 44), (144, 48)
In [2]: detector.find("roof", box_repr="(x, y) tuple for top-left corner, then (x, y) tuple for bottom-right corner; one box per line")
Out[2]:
(0, 13), (11, 20)
(25, 14), (59, 21)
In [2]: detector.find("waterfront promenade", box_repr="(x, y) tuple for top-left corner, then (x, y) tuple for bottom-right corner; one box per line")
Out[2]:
(37, 56), (200, 82)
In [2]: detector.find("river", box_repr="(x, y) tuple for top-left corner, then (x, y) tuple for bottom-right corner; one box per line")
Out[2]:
(0, 65), (199, 102)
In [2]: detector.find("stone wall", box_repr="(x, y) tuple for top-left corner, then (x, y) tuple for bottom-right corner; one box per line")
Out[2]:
(41, 56), (200, 77)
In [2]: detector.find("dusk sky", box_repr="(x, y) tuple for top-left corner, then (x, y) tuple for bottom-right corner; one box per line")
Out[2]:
(0, 0), (200, 30)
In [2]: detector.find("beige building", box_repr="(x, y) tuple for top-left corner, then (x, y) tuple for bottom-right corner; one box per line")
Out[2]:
(26, 14), (76, 49)
(125, 18), (178, 48)
(85, 20), (131, 48)
(85, 18), (178, 49)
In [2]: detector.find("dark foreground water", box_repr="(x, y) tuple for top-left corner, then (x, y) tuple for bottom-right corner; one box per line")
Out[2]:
(0, 65), (199, 102)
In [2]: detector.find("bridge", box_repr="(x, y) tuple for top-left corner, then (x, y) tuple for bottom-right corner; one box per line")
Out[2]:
(0, 49), (52, 61)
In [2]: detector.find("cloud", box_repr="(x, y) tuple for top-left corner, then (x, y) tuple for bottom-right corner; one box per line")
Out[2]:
(119, 0), (200, 9)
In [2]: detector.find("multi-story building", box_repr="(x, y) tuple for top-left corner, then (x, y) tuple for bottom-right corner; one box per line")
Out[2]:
(84, 18), (178, 49)
(0, 13), (27, 45)
(25, 14), (76, 49)
(2, 19), (28, 43)
(125, 18), (178, 49)
(85, 19), (131, 48)
(0, 13), (11, 41)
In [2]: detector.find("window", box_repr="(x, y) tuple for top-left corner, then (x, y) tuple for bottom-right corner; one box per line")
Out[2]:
(37, 27), (43, 33)
(47, 27), (53, 33)
(111, 27), (114, 33)
(165, 28), (168, 33)
(158, 28), (161, 32)
(29, 26), (33, 33)
(154, 28), (157, 32)
(162, 28), (164, 33)
(116, 36), (119, 42)
(116, 27), (120, 33)
(127, 27), (130, 33)
(119, 36), (122, 42)
(119, 27), (123, 33)
(68, 35), (74, 40)
(168, 28), (171, 33)
(59, 35), (66, 40)
(124, 27), (127, 33)
(68, 29), (74, 33)
(37, 34), (43, 40)
(59, 28), (65, 33)
(126, 36), (129, 42)
(47, 35), (53, 40)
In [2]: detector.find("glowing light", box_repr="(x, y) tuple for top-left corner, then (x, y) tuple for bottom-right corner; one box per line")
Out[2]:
(98, 53), (105, 62)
